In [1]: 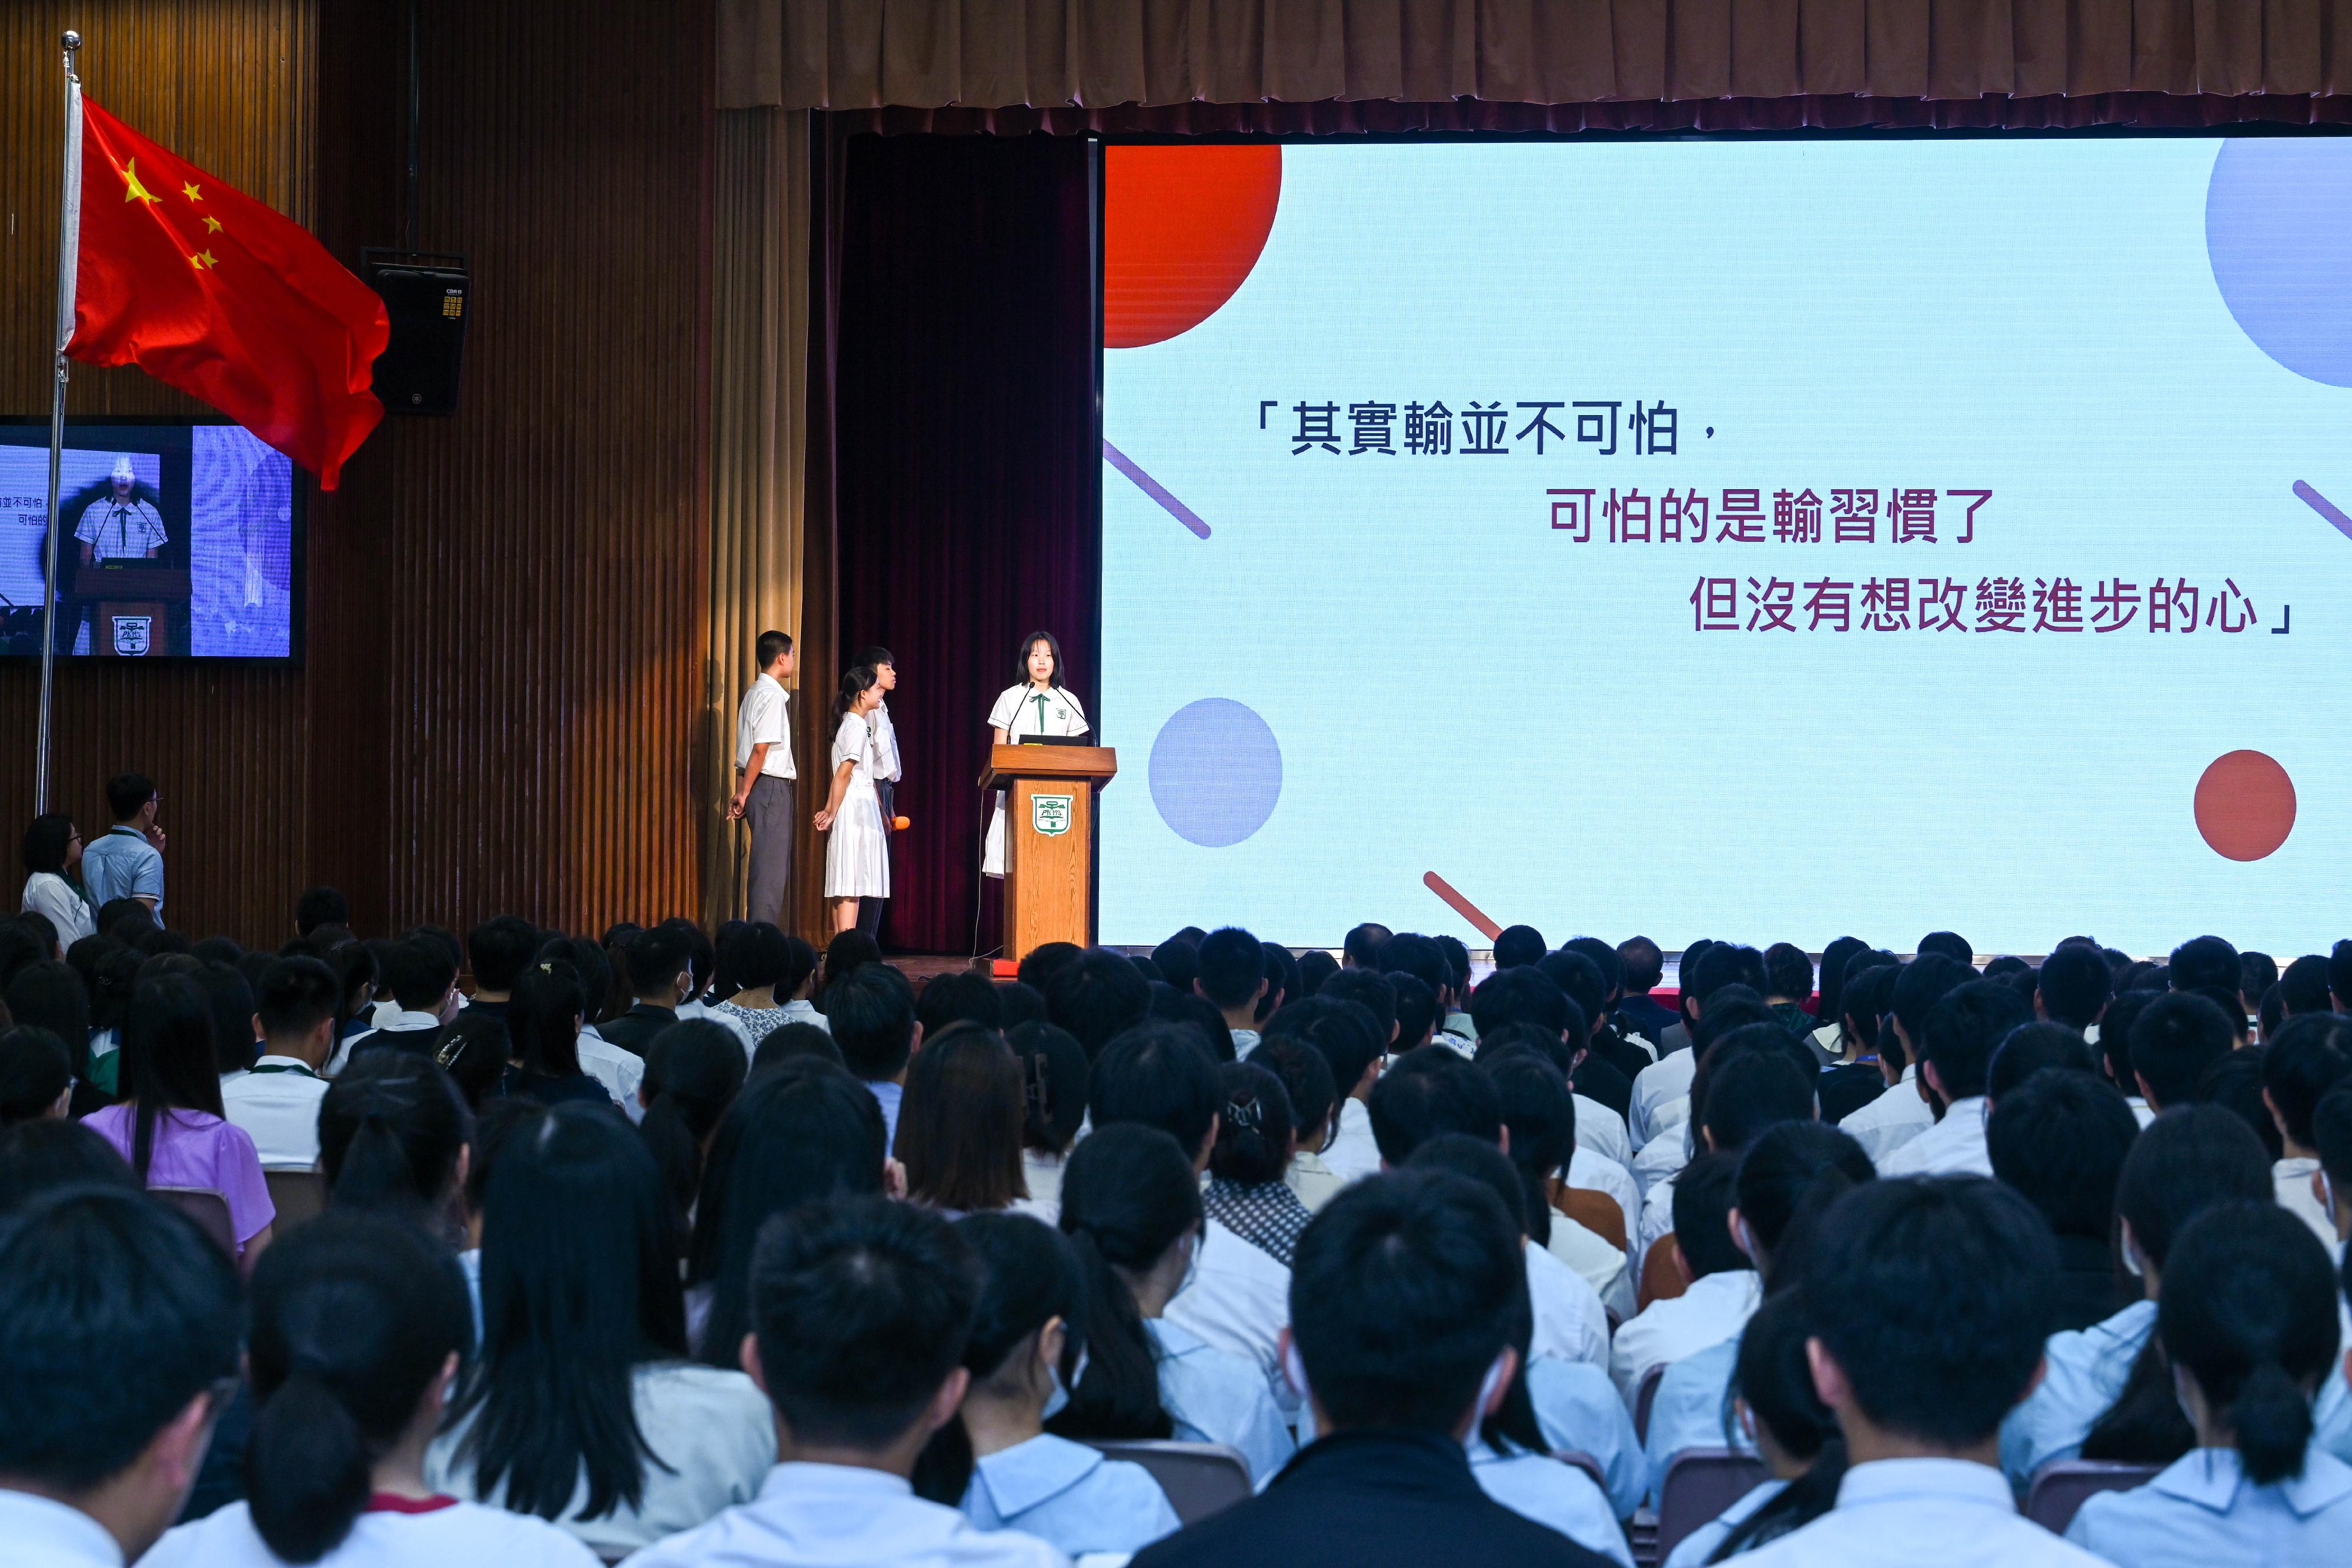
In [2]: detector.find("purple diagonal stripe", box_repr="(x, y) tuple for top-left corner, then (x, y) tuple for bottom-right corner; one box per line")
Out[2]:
(1103, 439), (1211, 539)
(2294, 480), (2352, 542)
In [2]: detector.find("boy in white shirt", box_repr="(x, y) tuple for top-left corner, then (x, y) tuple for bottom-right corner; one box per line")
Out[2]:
(221, 954), (340, 1169)
(1878, 981), (2030, 1180)
(624, 1196), (1063, 1568)
(1610, 1153), (1759, 1403)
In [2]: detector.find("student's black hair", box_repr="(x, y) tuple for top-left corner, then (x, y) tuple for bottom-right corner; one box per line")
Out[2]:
(1385, 970), (1438, 1048)
(1475, 1022), (1576, 1079)
(1711, 1292), (1845, 1560)
(2083, 1104), (2277, 1465)
(2315, 1079), (2352, 1197)
(1535, 950), (1608, 1038)
(1986, 1021), (2099, 1102)
(1291, 1167), (1523, 1431)
(509, 958), (589, 1079)
(380, 937), (457, 1014)
(2168, 934), (2241, 995)
(751, 1019), (843, 1073)
(1248, 1035), (1337, 1151)
(825, 960), (918, 1081)
(1700, 1052), (1815, 1153)
(119, 974), (221, 1181)
(1341, 921), (1392, 968)
(256, 954), (340, 1041)
(1432, 935), (1472, 1000)
(1981, 955), (2030, 984)
(1562, 936), (1628, 1001)
(1805, 1176), (2055, 1446)
(830, 663), (879, 728)
(1369, 1043), (1502, 1165)
(1469, 965), (1569, 1040)
(720, 923), (793, 996)
(916, 969), (1004, 1039)
(1762, 942), (1813, 1002)
(1087, 1021), (1221, 1164)
(241, 1211), (470, 1562)
(1150, 936), (1200, 994)
(1916, 930), (1975, 965)
(448, 1104), (687, 1523)
(1673, 1151), (1748, 1277)
(2199, 1047), (2281, 1160)
(1491, 924), (1547, 969)
(1147, 983), (1235, 1063)
(318, 1052), (470, 1221)
(1294, 948), (1338, 998)
(1886, 954), (1973, 1071)
(2329, 939), (2352, 1010)
(466, 915), (540, 993)
(326, 939), (378, 1032)
(2034, 942), (2112, 1031)
(2261, 1012), (2352, 1149)
(1692, 942), (1770, 1005)
(1675, 938), (1718, 1028)
(5, 961), (92, 1089)
(0, 1025), (72, 1125)
(1838, 961), (1897, 1052)
(1210, 1060), (1294, 1186)
(2159, 1202), (2342, 1485)
(2094, 988), (2156, 1094)
(1485, 1048), (1575, 1247)
(1915, 979), (2031, 1103)
(623, 924), (694, 997)
(2129, 991), (2236, 1108)
(689, 1059), (887, 1365)
(2259, 983), (2287, 1045)
(2239, 950), (2278, 1005)
(1190, 927), (1263, 1011)
(0, 1116), (138, 1209)
(1376, 932), (1450, 997)
(994, 977), (1046, 1029)
(2189, 983), (2250, 1044)
(103, 770), (158, 821)
(898, 1023), (1026, 1211)
(1687, 1020), (1816, 1142)
(1315, 967), (1398, 1047)
(1008, 1020), (1089, 1156)
(1256, 942), (1298, 1024)
(1012, 938), (1081, 996)
(97, 898), (154, 944)
(1733, 1121), (1875, 1292)
(1987, 1069), (2140, 1240)
(1619, 935), (1666, 995)
(462, 1098), (546, 1221)
(293, 885), (348, 936)
(1013, 627), (1067, 687)
(638, 1020), (749, 1244)
(751, 1193), (979, 1449)
(0, 1184), (238, 1513)
(21, 811), (76, 876)
(1261, 995), (1385, 1104)
(1047, 948), (1152, 1058)
(754, 628), (793, 667)
(195, 962), (259, 1075)
(2282, 952), (2334, 1014)
(914, 1212), (1086, 1504)
(1053, 1124), (1193, 1442)
(1406, 1130), (1529, 1241)
(1811, 937), (1867, 1033)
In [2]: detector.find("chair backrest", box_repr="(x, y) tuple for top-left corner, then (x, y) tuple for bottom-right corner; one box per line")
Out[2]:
(1079, 1439), (1253, 1524)
(2023, 1460), (2161, 1534)
(265, 1168), (326, 1231)
(1556, 1184), (1628, 1252)
(1655, 1447), (1771, 1563)
(1638, 1230), (1688, 1310)
(1553, 1449), (1610, 1496)
(151, 1186), (236, 1258)
(1633, 1363), (1666, 1443)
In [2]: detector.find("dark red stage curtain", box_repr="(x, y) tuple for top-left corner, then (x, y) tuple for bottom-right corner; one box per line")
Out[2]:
(829, 133), (1095, 956)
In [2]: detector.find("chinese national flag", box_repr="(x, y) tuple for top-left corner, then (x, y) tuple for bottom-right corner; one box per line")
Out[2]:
(67, 99), (389, 489)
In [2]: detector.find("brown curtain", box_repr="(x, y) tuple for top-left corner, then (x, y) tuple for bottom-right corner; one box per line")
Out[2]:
(720, 0), (2352, 111)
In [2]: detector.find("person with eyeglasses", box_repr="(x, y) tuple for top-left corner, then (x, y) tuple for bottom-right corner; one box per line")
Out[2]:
(19, 814), (93, 945)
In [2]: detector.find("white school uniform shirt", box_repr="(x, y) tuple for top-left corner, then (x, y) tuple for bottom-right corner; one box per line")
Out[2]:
(0, 1490), (122, 1568)
(329, 1010), (443, 1076)
(869, 698), (901, 782)
(144, 1496), (599, 1568)
(1575, 1095), (1634, 1170)
(22, 871), (95, 944)
(1631, 1128), (1688, 1208)
(1664, 1479), (1787, 1568)
(1529, 1357), (1649, 1519)
(1467, 1439), (1635, 1567)
(1322, 1096), (1384, 1181)
(1610, 1268), (1762, 1404)
(1546, 1209), (1635, 1323)
(1285, 1145), (1347, 1212)
(2276, 1156), (2338, 1251)
(1636, 1170), (1679, 1273)
(219, 1055), (331, 1169)
(1630, 1050), (1698, 1149)
(990, 683), (1088, 741)
(619, 1462), (1068, 1568)
(958, 1433), (1180, 1558)
(1999, 1298), (2156, 1487)
(429, 1363), (776, 1553)
(1876, 1096), (1993, 1178)
(1145, 1316), (1296, 1483)
(1643, 1338), (1750, 1503)
(1164, 1215), (1295, 1413)
(1838, 1065), (1933, 1164)
(1526, 1239), (1611, 1369)
(733, 671), (795, 779)
(1566, 1146), (1640, 1235)
(577, 1026), (649, 1124)
(1732, 1457), (2109, 1568)
(2067, 1445), (2352, 1567)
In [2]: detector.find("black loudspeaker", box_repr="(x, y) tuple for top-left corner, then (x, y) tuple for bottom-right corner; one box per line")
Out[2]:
(362, 250), (470, 416)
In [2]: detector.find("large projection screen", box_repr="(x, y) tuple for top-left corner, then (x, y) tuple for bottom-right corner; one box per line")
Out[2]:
(1097, 137), (2351, 955)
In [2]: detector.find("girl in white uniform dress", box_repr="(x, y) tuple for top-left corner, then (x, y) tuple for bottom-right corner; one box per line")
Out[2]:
(815, 667), (891, 932)
(983, 630), (1088, 878)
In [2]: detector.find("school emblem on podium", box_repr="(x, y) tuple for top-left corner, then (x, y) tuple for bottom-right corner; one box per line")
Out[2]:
(110, 614), (153, 656)
(1031, 793), (1073, 837)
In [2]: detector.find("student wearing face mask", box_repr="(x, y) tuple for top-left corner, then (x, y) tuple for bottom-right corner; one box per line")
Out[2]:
(913, 1211), (1180, 1558)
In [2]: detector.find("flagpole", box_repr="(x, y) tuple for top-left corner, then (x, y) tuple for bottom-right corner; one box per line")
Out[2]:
(38, 30), (82, 815)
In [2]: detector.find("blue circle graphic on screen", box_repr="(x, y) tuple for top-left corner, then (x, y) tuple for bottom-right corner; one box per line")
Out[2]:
(2208, 140), (2352, 386)
(1150, 699), (1283, 848)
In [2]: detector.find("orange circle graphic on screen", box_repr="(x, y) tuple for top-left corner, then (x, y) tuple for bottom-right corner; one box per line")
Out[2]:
(2193, 750), (2297, 861)
(1104, 145), (1282, 349)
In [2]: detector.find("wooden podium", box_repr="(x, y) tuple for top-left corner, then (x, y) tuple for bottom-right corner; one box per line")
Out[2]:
(984, 743), (1117, 962)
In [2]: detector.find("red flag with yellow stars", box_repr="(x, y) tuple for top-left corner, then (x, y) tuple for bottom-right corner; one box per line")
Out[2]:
(67, 99), (389, 490)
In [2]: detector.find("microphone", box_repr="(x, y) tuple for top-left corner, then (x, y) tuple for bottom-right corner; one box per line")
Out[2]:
(893, 815), (910, 831)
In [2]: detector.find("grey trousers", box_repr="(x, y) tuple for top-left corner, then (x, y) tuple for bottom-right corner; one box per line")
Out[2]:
(857, 780), (893, 936)
(746, 774), (794, 927)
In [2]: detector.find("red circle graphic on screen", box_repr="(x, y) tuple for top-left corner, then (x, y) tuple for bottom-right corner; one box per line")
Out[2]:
(2193, 750), (2297, 861)
(1104, 145), (1282, 349)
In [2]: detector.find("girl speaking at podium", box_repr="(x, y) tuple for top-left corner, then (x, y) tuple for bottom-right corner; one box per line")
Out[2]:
(814, 666), (891, 932)
(983, 629), (1088, 878)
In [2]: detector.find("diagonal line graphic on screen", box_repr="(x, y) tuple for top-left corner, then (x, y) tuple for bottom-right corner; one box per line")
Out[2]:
(2293, 480), (2352, 541)
(1422, 871), (1501, 941)
(1102, 439), (1211, 539)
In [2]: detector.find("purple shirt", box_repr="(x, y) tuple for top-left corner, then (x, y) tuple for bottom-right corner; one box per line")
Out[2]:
(83, 1103), (275, 1249)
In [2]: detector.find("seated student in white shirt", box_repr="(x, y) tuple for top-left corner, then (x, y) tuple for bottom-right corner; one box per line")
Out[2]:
(1409, 1132), (1611, 1371)
(2261, 1016), (2352, 1250)
(1260, 995), (1387, 1183)
(147, 1210), (597, 1568)
(1664, 1294), (1843, 1566)
(1630, 946), (1769, 1148)
(2000, 1104), (2278, 1487)
(317, 1050), (471, 1217)
(1631, 990), (1778, 1204)
(2033, 942), (2112, 1042)
(1192, 926), (1272, 1052)
(1249, 1036), (1345, 1212)
(1469, 969), (1636, 1170)
(429, 1105), (772, 1554)
(914, 1213), (1180, 1556)
(220, 954), (339, 1169)
(1008, 1021), (1088, 1217)
(0, 1183), (239, 1568)
(2069, 1201), (2352, 1565)
(624, 1196), (1065, 1568)
(1635, 1039), (1820, 1272)
(1731, 1176), (2109, 1568)
(1486, 1048), (1634, 1319)
(1611, 1153), (1761, 1405)
(1054, 1121), (1295, 1481)
(1877, 981), (2032, 1180)
(2129, 990), (2239, 1118)
(332, 935), (462, 1074)
(527, 935), (649, 1120)
(1838, 954), (1973, 1166)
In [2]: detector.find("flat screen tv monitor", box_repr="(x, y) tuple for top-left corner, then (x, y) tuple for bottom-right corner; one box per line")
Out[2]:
(0, 417), (301, 660)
